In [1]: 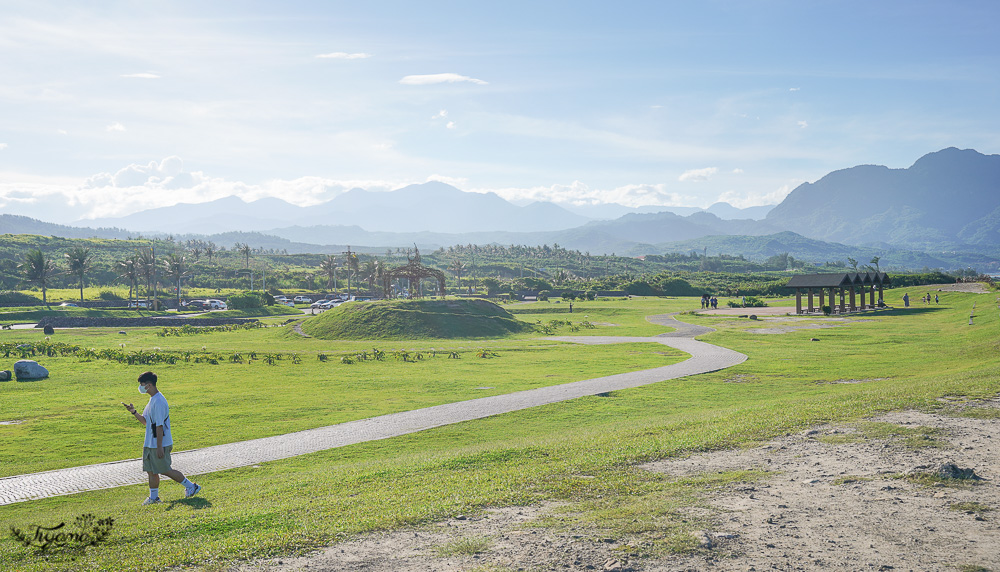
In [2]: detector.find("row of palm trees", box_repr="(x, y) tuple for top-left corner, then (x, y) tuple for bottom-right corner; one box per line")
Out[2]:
(18, 247), (188, 307)
(18, 248), (94, 305)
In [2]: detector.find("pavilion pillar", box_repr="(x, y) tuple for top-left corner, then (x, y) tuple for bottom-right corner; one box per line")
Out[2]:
(869, 287), (875, 307)
(877, 284), (884, 305)
(849, 288), (856, 311)
(839, 289), (846, 313)
(795, 289), (802, 314)
(819, 289), (825, 312)
(807, 288), (815, 313)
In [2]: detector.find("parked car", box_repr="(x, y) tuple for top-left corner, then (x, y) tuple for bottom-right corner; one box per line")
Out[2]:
(206, 299), (227, 310)
(293, 296), (312, 303)
(59, 302), (78, 307)
(127, 300), (149, 309)
(182, 300), (211, 310)
(273, 295), (290, 302)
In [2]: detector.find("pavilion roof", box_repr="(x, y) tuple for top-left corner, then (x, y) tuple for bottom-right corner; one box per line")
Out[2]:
(785, 273), (854, 288)
(786, 272), (892, 289)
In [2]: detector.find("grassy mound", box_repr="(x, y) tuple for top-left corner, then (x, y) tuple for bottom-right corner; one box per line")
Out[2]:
(301, 299), (533, 340)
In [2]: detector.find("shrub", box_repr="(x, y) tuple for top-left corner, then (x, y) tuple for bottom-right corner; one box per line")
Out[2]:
(623, 280), (658, 296)
(98, 290), (124, 300)
(0, 291), (43, 305)
(585, 290), (597, 300)
(537, 290), (551, 301)
(226, 290), (266, 309)
(561, 291), (576, 300)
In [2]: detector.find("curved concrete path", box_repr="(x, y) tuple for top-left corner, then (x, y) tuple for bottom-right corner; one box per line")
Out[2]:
(0, 314), (746, 506)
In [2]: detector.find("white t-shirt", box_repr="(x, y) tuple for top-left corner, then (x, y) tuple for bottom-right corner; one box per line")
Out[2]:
(142, 392), (174, 448)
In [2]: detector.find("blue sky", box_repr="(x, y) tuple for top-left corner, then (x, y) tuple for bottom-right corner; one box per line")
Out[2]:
(1, 1), (997, 223)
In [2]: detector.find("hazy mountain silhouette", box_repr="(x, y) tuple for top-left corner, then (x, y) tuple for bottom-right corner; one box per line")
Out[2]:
(765, 147), (1000, 248)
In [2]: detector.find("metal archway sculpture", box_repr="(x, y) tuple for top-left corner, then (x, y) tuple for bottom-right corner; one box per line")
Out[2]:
(384, 249), (446, 298)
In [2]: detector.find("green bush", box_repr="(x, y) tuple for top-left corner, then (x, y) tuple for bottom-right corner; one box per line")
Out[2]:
(98, 290), (124, 300)
(623, 280), (658, 296)
(657, 277), (700, 296)
(226, 290), (266, 309)
(0, 291), (44, 305)
(561, 291), (576, 300)
(538, 290), (551, 301)
(585, 290), (597, 301)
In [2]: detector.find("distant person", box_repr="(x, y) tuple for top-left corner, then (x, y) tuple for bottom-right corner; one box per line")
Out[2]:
(902, 293), (909, 307)
(711, 296), (718, 309)
(122, 371), (202, 505)
(935, 294), (939, 304)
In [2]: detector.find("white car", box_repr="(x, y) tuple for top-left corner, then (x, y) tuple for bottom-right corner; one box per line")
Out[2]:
(293, 296), (312, 303)
(206, 299), (227, 310)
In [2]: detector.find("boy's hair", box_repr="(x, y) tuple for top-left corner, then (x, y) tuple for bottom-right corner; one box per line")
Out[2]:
(137, 371), (158, 385)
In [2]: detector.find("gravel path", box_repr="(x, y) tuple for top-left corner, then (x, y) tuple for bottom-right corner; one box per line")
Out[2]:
(0, 314), (746, 506)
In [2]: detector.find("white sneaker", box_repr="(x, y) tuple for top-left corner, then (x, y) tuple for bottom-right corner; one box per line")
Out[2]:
(141, 496), (162, 505)
(185, 483), (202, 498)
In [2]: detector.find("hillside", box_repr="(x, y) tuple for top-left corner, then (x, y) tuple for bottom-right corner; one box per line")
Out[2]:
(765, 147), (1000, 248)
(301, 299), (534, 340)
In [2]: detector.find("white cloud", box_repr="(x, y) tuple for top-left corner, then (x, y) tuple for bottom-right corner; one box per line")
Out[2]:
(732, 168), (744, 174)
(121, 73), (160, 79)
(717, 180), (801, 208)
(446, 121), (456, 129)
(678, 167), (718, 182)
(426, 174), (468, 188)
(315, 52), (371, 59)
(105, 122), (126, 132)
(57, 130), (68, 135)
(484, 181), (700, 209)
(798, 120), (808, 128)
(789, 87), (801, 92)
(0, 143), (7, 150)
(399, 73), (488, 86)
(432, 109), (448, 119)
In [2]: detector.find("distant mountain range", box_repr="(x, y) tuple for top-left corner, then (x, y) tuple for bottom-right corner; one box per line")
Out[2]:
(79, 181), (774, 235)
(4, 147), (999, 271)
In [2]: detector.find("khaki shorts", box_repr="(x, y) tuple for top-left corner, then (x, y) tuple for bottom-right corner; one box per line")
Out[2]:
(142, 445), (174, 474)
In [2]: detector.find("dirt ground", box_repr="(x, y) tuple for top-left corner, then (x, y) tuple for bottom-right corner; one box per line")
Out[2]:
(234, 399), (1000, 572)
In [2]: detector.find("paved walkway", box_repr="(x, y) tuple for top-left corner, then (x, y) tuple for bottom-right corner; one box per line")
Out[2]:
(0, 314), (746, 506)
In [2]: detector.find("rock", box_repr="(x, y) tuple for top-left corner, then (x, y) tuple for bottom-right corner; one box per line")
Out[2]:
(42, 325), (55, 335)
(810, 338), (820, 341)
(0, 370), (10, 381)
(938, 463), (981, 480)
(14, 360), (48, 381)
(118, 330), (127, 335)
(749, 315), (758, 320)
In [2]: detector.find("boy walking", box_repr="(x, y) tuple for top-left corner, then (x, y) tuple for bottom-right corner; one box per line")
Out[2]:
(122, 371), (202, 505)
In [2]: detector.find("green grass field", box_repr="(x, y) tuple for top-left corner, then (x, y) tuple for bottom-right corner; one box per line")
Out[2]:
(1, 290), (998, 571)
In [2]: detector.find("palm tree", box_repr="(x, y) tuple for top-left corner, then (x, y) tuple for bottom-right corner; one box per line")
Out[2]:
(20, 249), (59, 305)
(64, 247), (93, 303)
(237, 243), (252, 268)
(449, 258), (465, 290)
(205, 242), (216, 265)
(137, 247), (156, 306)
(361, 259), (379, 294)
(319, 255), (338, 289)
(162, 253), (186, 308)
(115, 254), (139, 305)
(346, 253), (359, 297)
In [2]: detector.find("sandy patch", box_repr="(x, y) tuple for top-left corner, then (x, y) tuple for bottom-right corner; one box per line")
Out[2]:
(643, 404), (1000, 571)
(235, 402), (1000, 572)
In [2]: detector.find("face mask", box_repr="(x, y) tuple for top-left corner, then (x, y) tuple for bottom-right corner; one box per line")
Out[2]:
(138, 384), (148, 394)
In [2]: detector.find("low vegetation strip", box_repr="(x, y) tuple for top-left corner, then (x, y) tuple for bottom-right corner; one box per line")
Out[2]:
(302, 299), (534, 340)
(34, 316), (258, 328)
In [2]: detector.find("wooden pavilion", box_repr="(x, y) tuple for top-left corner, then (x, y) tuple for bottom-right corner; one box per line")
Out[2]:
(785, 272), (891, 314)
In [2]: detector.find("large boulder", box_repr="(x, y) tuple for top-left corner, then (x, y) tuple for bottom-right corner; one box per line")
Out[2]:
(14, 360), (48, 381)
